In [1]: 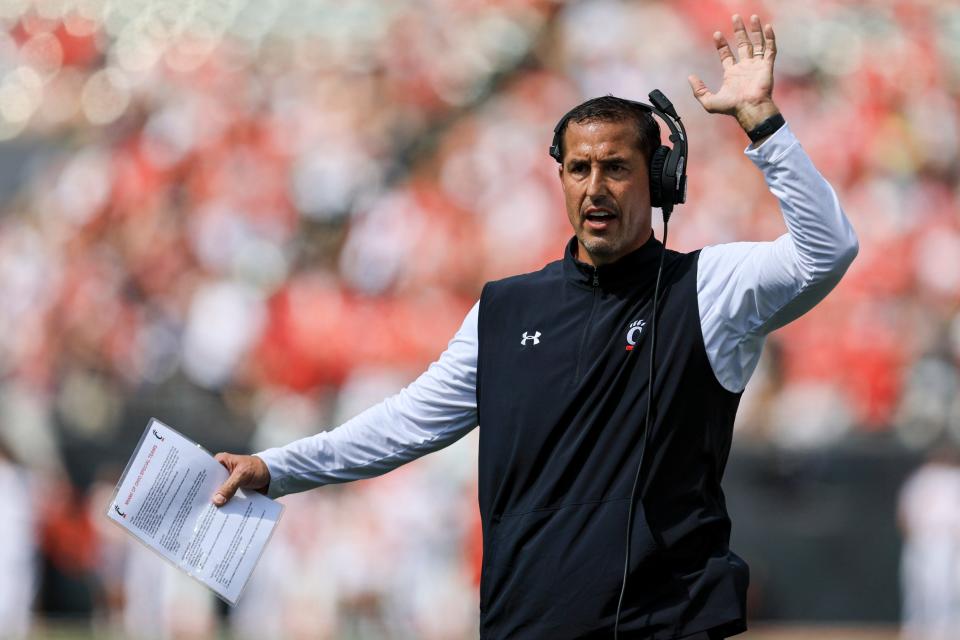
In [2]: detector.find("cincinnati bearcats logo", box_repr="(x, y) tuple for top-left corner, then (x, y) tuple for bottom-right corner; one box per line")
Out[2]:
(114, 505), (127, 519)
(520, 331), (541, 346)
(153, 429), (165, 441)
(625, 319), (646, 351)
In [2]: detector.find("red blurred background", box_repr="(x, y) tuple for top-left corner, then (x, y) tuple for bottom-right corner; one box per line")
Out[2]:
(0, 0), (958, 638)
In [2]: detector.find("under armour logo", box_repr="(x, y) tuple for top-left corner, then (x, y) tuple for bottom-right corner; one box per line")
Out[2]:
(521, 331), (541, 346)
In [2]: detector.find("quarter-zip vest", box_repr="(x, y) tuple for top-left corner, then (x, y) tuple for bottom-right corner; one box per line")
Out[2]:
(476, 235), (748, 639)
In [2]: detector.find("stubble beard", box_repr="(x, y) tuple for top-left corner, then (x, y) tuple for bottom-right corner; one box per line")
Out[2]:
(578, 232), (623, 265)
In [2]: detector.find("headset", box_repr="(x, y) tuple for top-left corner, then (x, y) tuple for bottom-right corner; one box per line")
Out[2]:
(549, 89), (688, 222)
(549, 90), (688, 638)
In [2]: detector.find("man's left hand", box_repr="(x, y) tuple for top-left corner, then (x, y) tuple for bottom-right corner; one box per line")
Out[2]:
(688, 14), (779, 133)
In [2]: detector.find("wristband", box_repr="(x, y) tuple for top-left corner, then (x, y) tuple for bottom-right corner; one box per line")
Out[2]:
(746, 112), (785, 143)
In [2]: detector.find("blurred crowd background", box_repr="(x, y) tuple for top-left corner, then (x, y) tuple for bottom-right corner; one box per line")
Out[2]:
(0, 0), (959, 638)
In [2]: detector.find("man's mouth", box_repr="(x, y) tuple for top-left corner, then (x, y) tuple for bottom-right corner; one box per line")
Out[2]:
(584, 208), (618, 228)
(585, 210), (616, 220)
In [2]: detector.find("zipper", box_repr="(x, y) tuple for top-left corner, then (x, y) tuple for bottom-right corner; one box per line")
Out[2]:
(574, 269), (600, 383)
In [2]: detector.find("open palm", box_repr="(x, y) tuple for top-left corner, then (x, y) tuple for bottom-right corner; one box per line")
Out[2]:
(689, 15), (778, 130)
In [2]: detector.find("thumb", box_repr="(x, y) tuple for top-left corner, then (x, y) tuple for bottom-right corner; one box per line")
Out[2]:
(688, 74), (715, 110)
(213, 454), (243, 507)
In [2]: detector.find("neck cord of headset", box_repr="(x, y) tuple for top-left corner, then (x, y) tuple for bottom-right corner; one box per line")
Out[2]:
(613, 219), (669, 639)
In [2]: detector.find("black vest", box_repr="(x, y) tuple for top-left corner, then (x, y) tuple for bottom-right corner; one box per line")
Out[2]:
(476, 236), (748, 639)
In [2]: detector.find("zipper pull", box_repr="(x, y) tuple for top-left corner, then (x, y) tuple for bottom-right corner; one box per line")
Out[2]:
(592, 271), (599, 287)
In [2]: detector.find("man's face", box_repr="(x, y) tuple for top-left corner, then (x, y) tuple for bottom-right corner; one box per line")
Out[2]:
(559, 119), (652, 267)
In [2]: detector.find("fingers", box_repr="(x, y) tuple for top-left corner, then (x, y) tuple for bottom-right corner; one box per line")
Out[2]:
(687, 74), (716, 111)
(763, 22), (777, 62)
(732, 14), (753, 60)
(748, 15), (765, 58)
(713, 31), (735, 68)
(716, 15), (775, 65)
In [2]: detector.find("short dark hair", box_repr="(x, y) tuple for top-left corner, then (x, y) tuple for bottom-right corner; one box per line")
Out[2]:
(555, 95), (661, 165)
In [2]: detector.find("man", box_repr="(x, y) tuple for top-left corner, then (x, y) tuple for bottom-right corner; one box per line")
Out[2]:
(212, 15), (858, 639)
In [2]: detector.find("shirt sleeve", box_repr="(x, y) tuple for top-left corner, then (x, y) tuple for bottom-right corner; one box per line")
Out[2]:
(254, 301), (480, 498)
(697, 123), (859, 393)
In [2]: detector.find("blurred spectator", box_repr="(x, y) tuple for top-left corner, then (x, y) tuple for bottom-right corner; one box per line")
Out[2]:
(0, 440), (36, 639)
(121, 542), (217, 640)
(36, 475), (98, 620)
(87, 469), (129, 636)
(898, 447), (960, 640)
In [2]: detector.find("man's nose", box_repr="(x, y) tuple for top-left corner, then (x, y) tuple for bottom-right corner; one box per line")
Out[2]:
(586, 166), (608, 197)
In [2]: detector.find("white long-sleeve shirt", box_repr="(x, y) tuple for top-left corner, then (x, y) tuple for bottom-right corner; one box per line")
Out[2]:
(257, 123), (859, 498)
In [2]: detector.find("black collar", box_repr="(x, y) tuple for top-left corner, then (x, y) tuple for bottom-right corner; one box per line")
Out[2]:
(561, 232), (663, 290)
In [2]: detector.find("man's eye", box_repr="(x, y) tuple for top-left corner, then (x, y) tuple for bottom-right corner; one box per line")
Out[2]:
(569, 163), (588, 174)
(609, 164), (626, 173)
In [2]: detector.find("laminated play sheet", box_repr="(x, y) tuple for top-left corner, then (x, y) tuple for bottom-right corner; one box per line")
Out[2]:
(106, 418), (283, 605)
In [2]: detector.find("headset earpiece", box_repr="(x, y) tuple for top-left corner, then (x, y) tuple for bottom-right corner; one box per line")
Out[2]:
(648, 145), (670, 208)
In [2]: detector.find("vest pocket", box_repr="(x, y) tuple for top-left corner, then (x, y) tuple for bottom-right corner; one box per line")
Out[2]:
(479, 498), (664, 635)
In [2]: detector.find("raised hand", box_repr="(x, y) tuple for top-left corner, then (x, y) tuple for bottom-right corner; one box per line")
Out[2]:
(688, 14), (780, 134)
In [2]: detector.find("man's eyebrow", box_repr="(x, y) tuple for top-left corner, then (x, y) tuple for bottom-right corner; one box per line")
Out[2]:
(566, 155), (630, 164)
